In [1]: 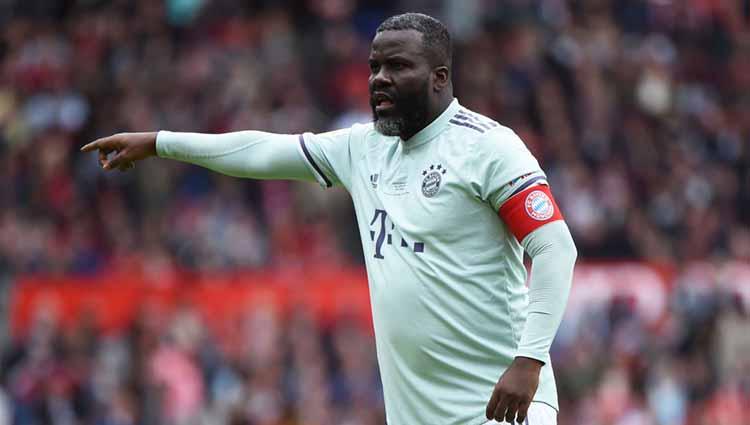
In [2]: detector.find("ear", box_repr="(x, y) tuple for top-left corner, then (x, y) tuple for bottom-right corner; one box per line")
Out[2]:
(432, 66), (450, 92)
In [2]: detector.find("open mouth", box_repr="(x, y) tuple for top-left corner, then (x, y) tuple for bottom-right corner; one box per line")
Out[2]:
(372, 92), (395, 113)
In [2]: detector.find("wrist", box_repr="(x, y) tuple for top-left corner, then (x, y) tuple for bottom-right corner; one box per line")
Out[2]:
(512, 356), (544, 371)
(145, 132), (158, 157)
(151, 131), (166, 157)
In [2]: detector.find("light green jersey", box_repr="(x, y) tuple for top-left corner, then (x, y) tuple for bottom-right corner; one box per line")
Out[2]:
(299, 99), (557, 425)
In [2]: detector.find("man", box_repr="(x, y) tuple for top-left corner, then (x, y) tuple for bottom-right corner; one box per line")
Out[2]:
(82, 13), (576, 425)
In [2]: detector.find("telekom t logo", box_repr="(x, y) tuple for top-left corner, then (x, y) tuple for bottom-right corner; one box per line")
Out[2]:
(369, 209), (424, 259)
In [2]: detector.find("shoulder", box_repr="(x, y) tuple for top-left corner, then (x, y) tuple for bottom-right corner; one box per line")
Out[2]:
(443, 107), (524, 154)
(447, 109), (541, 182)
(459, 124), (531, 165)
(310, 122), (375, 156)
(448, 107), (502, 137)
(314, 122), (373, 139)
(351, 122), (403, 156)
(338, 121), (378, 147)
(350, 122), (383, 157)
(326, 121), (398, 161)
(353, 121), (376, 140)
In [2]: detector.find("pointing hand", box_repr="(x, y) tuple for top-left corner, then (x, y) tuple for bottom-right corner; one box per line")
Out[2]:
(80, 132), (158, 171)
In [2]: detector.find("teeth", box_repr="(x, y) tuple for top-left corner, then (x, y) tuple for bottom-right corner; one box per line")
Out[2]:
(374, 94), (391, 103)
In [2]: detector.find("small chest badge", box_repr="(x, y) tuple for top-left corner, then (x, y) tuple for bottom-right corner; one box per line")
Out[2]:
(421, 164), (447, 198)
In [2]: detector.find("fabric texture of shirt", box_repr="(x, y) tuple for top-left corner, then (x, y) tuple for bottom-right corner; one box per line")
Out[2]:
(298, 99), (560, 425)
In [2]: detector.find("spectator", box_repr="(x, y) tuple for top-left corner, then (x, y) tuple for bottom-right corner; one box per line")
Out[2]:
(1, 1), (749, 424)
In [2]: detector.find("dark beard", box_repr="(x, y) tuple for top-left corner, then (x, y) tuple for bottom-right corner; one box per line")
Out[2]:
(372, 81), (430, 139)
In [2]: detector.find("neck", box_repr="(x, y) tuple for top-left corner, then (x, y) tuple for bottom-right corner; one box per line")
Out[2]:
(400, 94), (453, 141)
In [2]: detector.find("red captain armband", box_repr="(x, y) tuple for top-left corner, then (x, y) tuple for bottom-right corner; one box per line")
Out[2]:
(498, 184), (564, 242)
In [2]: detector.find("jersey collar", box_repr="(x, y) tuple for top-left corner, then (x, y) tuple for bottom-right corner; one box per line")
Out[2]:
(401, 98), (460, 149)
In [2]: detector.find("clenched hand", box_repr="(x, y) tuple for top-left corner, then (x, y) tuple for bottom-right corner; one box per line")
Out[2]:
(80, 132), (158, 171)
(485, 356), (543, 424)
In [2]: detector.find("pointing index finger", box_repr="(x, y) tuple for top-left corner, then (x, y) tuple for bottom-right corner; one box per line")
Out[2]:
(80, 135), (114, 152)
(80, 140), (99, 152)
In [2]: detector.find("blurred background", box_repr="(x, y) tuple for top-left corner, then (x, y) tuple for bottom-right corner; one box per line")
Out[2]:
(0, 0), (749, 424)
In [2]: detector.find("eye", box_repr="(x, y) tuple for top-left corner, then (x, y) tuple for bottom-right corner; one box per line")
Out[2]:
(391, 62), (405, 70)
(369, 61), (380, 73)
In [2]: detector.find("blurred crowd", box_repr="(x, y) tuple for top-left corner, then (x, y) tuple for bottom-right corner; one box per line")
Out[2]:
(1, 0), (750, 424)
(0, 301), (387, 425)
(552, 277), (750, 425)
(1, 0), (749, 276)
(0, 268), (748, 425)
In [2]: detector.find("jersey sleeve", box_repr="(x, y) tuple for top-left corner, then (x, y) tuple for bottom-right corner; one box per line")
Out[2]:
(471, 127), (545, 210)
(470, 128), (565, 242)
(297, 127), (354, 189)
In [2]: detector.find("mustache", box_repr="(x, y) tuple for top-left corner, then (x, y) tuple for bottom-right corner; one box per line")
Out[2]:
(370, 88), (396, 102)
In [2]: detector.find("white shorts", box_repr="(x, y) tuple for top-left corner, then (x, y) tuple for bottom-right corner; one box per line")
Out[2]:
(484, 401), (557, 425)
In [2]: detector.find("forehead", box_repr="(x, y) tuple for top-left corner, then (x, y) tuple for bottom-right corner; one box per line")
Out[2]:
(370, 29), (425, 59)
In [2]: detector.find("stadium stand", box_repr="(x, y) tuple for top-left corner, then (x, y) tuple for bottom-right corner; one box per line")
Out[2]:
(0, 1), (748, 424)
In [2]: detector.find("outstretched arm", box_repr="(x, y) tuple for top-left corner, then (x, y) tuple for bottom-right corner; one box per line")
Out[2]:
(80, 131), (314, 181)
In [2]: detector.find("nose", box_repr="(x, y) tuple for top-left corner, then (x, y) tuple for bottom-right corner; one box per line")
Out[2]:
(370, 68), (392, 89)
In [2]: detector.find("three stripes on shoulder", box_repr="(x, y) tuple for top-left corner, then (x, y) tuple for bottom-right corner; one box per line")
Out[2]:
(449, 109), (498, 133)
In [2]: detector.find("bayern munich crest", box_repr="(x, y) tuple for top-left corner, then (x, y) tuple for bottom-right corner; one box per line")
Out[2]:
(525, 190), (555, 220)
(421, 164), (447, 197)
